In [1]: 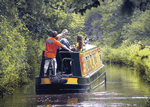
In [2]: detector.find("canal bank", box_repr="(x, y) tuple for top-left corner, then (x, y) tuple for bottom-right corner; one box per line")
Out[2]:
(0, 64), (150, 107)
(101, 44), (150, 83)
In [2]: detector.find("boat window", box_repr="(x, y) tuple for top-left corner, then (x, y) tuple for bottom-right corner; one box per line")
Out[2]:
(86, 56), (90, 71)
(98, 50), (102, 63)
(86, 56), (88, 71)
(90, 54), (94, 68)
(88, 56), (91, 70)
(93, 53), (97, 66)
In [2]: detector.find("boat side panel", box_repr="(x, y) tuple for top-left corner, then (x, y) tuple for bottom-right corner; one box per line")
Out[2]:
(81, 47), (103, 76)
(90, 66), (105, 88)
(79, 53), (87, 76)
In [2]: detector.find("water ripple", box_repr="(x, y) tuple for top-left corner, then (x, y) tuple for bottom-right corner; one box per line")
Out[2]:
(90, 96), (150, 100)
(92, 91), (122, 96)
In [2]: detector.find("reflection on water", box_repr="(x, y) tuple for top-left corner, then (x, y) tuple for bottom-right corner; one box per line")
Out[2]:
(0, 64), (150, 107)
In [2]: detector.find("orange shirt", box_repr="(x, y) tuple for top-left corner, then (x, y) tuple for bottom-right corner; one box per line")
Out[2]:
(44, 37), (62, 58)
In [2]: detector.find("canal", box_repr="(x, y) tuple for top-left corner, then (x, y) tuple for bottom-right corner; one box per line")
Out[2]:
(0, 64), (150, 107)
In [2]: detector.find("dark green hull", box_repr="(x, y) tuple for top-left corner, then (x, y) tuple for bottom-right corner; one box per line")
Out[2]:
(35, 64), (106, 94)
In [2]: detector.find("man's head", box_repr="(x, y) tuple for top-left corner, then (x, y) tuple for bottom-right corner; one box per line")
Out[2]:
(52, 31), (58, 37)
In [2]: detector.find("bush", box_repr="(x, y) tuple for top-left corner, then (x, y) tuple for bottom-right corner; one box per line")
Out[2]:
(25, 36), (45, 79)
(0, 17), (28, 93)
(101, 42), (150, 82)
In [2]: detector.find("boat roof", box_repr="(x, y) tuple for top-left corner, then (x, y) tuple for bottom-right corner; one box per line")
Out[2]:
(83, 44), (97, 51)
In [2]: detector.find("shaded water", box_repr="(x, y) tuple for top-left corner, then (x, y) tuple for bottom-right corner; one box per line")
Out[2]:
(0, 64), (150, 107)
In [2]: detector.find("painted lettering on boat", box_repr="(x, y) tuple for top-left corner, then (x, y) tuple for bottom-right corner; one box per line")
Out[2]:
(80, 47), (102, 76)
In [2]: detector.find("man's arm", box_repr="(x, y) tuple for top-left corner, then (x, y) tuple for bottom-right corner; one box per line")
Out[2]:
(57, 33), (64, 41)
(61, 44), (73, 52)
(57, 29), (68, 41)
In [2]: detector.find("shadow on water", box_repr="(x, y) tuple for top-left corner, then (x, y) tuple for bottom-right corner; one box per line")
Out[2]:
(0, 64), (150, 107)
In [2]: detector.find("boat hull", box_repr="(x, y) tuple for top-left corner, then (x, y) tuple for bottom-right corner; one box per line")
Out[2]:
(35, 64), (106, 94)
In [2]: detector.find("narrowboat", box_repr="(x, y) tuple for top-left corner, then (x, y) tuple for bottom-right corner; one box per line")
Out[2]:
(35, 44), (106, 94)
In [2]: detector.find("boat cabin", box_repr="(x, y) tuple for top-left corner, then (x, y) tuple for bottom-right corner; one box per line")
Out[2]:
(36, 44), (106, 94)
(40, 44), (103, 77)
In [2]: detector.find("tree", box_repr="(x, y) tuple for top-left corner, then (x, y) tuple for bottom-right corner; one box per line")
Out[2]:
(122, 9), (150, 45)
(0, 16), (28, 93)
(84, 0), (132, 47)
(66, 0), (150, 15)
(84, 8), (102, 40)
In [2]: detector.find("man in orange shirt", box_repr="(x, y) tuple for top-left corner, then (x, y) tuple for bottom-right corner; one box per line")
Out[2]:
(44, 30), (72, 76)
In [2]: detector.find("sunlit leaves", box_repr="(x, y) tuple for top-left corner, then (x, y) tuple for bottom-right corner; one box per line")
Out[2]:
(25, 36), (45, 79)
(0, 17), (28, 93)
(101, 43), (150, 82)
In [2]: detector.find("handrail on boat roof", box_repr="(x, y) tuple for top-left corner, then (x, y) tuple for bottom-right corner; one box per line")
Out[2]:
(59, 44), (98, 54)
(82, 44), (97, 52)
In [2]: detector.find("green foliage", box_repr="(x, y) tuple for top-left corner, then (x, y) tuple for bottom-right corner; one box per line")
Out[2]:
(15, 0), (85, 40)
(84, 0), (133, 47)
(66, 0), (150, 15)
(1, 0), (85, 40)
(1, 0), (150, 94)
(41, 2), (85, 42)
(84, 7), (102, 40)
(122, 9), (150, 45)
(0, 0), (85, 94)
(84, 0), (150, 48)
(0, 16), (28, 93)
(101, 42), (150, 82)
(25, 36), (45, 79)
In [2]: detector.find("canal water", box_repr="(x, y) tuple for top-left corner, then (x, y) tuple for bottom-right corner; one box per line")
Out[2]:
(0, 64), (150, 107)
